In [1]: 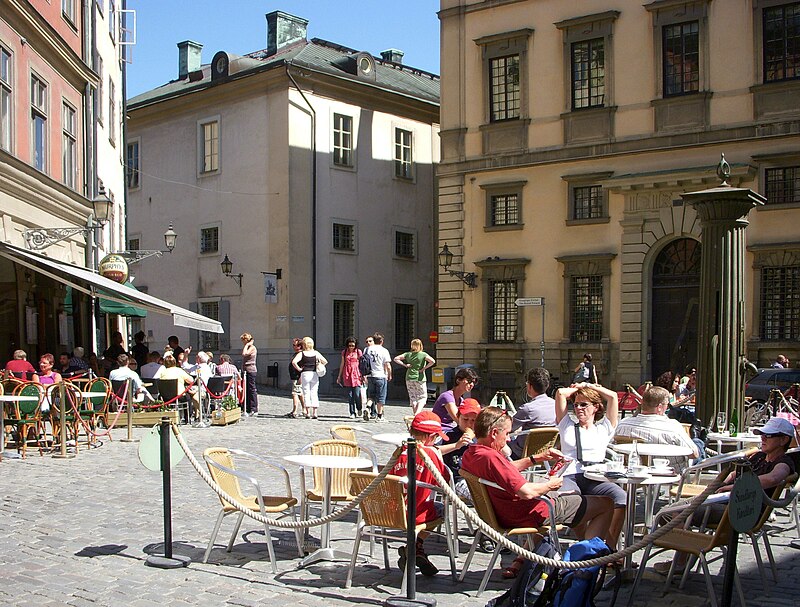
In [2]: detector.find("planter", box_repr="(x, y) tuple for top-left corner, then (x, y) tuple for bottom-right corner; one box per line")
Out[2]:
(211, 407), (241, 426)
(130, 409), (180, 427)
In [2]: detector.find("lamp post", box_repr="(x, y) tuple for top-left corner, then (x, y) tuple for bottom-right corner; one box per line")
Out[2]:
(220, 254), (243, 287)
(437, 243), (477, 288)
(115, 223), (178, 264)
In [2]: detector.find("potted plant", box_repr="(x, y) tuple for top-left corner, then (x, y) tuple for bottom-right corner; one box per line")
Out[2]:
(211, 394), (241, 426)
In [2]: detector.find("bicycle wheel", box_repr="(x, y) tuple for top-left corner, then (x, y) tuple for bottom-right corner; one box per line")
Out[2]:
(743, 401), (772, 427)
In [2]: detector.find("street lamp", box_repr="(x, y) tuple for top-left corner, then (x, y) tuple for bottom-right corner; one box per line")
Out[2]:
(116, 223), (178, 264)
(221, 254), (243, 287)
(438, 243), (477, 288)
(24, 184), (112, 250)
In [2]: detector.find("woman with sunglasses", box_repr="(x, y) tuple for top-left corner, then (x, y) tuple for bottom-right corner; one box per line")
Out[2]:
(555, 382), (625, 549)
(336, 336), (364, 419)
(432, 366), (479, 433)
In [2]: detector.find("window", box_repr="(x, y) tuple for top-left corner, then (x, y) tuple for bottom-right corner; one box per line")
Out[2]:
(128, 237), (140, 251)
(488, 280), (518, 342)
(481, 181), (525, 230)
(333, 113), (353, 167)
(570, 275), (603, 342)
(394, 127), (412, 179)
(395, 303), (415, 351)
(765, 166), (800, 204)
(200, 301), (220, 351)
(764, 2), (800, 82)
(30, 74), (47, 172)
(126, 139), (140, 189)
(108, 0), (116, 41)
(761, 266), (800, 340)
(62, 0), (76, 23)
(333, 299), (355, 350)
(573, 185), (604, 220)
(62, 102), (76, 189)
(108, 78), (115, 145)
(489, 55), (520, 121)
(395, 230), (415, 259)
(200, 119), (219, 173)
(200, 227), (218, 253)
(332, 223), (354, 251)
(663, 21), (699, 96)
(490, 193), (519, 226)
(1, 47), (11, 152)
(96, 56), (103, 124)
(571, 38), (605, 109)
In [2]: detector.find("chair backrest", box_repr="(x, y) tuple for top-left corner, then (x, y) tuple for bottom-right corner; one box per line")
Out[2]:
(203, 447), (246, 510)
(156, 378), (179, 402)
(350, 471), (409, 530)
(751, 473), (799, 534)
(522, 427), (560, 458)
(86, 377), (111, 412)
(330, 425), (357, 443)
(303, 439), (360, 499)
(12, 382), (43, 417)
(403, 415), (415, 430)
(612, 434), (635, 445)
(205, 375), (232, 396)
(459, 469), (504, 532)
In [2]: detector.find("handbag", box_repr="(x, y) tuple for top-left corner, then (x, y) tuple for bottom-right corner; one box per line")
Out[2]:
(315, 357), (327, 378)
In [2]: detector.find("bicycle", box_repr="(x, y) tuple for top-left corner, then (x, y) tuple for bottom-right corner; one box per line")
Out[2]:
(744, 383), (800, 428)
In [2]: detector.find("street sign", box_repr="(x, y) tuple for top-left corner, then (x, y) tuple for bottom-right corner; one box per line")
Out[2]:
(429, 330), (439, 343)
(515, 297), (544, 306)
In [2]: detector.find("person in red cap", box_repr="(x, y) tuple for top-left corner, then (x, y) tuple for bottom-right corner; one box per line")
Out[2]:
(389, 411), (452, 576)
(440, 398), (481, 503)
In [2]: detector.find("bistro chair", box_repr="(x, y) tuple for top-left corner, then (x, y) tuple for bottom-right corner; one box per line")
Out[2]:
(345, 471), (457, 591)
(83, 377), (112, 436)
(202, 447), (303, 572)
(47, 382), (90, 451)
(668, 448), (758, 503)
(154, 378), (190, 424)
(206, 375), (234, 412)
(8, 382), (46, 457)
(459, 469), (561, 596)
(297, 439), (367, 523)
(329, 425), (379, 467)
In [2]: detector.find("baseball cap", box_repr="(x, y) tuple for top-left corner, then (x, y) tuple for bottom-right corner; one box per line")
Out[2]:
(411, 411), (449, 442)
(753, 417), (796, 438)
(458, 398), (481, 416)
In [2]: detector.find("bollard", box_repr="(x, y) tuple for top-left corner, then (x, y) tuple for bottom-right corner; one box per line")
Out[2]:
(53, 382), (75, 459)
(120, 378), (137, 443)
(144, 417), (190, 569)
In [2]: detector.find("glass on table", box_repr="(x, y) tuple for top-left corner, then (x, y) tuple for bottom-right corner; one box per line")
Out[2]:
(716, 411), (728, 434)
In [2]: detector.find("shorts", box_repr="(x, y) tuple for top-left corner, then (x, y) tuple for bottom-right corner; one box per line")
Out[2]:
(292, 382), (302, 395)
(562, 473), (627, 508)
(551, 494), (589, 527)
(368, 376), (388, 404)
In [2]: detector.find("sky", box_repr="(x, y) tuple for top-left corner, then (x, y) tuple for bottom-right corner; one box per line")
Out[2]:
(125, 1), (441, 98)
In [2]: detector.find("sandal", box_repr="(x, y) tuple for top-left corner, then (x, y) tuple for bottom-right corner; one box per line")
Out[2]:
(501, 557), (525, 579)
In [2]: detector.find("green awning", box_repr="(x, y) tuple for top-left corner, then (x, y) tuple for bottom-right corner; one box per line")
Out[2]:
(99, 281), (147, 317)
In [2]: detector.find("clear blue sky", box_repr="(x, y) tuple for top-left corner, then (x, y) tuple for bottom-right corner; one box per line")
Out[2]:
(125, 1), (441, 98)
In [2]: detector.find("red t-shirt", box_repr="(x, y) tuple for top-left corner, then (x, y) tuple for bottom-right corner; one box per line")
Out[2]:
(461, 443), (550, 528)
(5, 360), (36, 377)
(390, 445), (450, 524)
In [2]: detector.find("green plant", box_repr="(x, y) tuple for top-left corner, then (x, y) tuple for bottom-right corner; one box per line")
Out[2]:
(220, 395), (239, 411)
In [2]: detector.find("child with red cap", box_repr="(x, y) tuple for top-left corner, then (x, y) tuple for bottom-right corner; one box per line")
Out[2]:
(440, 398), (481, 502)
(390, 410), (452, 576)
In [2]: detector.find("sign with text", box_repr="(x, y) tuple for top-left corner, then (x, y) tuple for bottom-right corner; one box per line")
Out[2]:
(729, 469), (762, 533)
(515, 297), (544, 306)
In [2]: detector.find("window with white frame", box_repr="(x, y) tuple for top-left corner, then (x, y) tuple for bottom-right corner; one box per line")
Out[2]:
(0, 46), (11, 152)
(200, 226), (219, 254)
(395, 302), (415, 351)
(108, 78), (115, 145)
(96, 56), (103, 124)
(200, 301), (220, 351)
(108, 0), (116, 42)
(332, 222), (355, 251)
(333, 113), (353, 167)
(333, 299), (355, 350)
(31, 74), (47, 172)
(394, 127), (412, 179)
(62, 102), (77, 189)
(62, 0), (76, 23)
(199, 118), (219, 173)
(126, 139), (140, 189)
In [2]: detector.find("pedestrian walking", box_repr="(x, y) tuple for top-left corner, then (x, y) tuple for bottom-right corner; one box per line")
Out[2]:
(336, 336), (364, 419)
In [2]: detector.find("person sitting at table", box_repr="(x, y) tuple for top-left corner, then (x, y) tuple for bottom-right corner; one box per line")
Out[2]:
(461, 406), (614, 578)
(389, 411), (452, 577)
(109, 354), (153, 403)
(555, 383), (626, 551)
(613, 386), (699, 468)
(4, 349), (39, 381)
(57, 352), (71, 375)
(184, 352), (213, 419)
(37, 353), (62, 387)
(652, 416), (796, 575)
(140, 351), (165, 380)
(440, 398), (481, 502)
(215, 354), (240, 378)
(156, 354), (197, 417)
(68, 347), (90, 374)
(509, 367), (557, 459)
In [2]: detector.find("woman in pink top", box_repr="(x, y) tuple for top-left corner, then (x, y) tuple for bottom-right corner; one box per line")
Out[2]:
(336, 336), (363, 419)
(37, 353), (63, 386)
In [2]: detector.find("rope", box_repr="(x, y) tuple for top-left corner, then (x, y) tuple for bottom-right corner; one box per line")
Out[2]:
(196, 376), (238, 400)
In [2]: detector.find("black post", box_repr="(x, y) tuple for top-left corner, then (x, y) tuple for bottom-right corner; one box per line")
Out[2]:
(721, 461), (744, 607)
(406, 437), (417, 600)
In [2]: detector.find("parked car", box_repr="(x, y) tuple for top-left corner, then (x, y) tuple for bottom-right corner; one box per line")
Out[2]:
(745, 368), (800, 401)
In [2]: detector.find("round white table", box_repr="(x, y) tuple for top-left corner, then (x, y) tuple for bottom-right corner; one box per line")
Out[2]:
(283, 453), (373, 566)
(610, 443), (694, 458)
(0, 395), (40, 459)
(372, 432), (409, 446)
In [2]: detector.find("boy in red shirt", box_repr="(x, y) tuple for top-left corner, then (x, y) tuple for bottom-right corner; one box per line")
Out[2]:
(390, 411), (451, 576)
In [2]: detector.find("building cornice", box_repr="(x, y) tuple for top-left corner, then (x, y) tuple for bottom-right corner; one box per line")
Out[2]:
(438, 0), (528, 20)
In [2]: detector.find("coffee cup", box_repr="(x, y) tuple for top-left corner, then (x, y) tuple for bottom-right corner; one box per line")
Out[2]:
(653, 458), (670, 469)
(629, 465), (648, 477)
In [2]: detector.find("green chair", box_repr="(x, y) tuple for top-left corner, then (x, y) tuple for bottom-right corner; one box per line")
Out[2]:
(9, 383), (45, 457)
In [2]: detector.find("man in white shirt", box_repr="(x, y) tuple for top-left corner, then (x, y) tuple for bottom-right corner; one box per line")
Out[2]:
(140, 351), (165, 379)
(109, 354), (152, 403)
(364, 332), (392, 421)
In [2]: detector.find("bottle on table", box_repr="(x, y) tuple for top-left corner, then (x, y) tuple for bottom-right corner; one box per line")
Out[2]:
(628, 440), (640, 472)
(729, 408), (739, 437)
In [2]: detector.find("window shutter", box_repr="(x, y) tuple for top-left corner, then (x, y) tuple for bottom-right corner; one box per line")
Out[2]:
(219, 300), (231, 352)
(189, 301), (199, 349)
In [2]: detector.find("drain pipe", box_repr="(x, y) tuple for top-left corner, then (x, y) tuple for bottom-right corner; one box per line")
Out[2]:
(285, 62), (317, 337)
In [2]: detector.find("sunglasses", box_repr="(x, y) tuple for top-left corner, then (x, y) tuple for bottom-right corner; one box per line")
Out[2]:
(574, 402), (594, 409)
(760, 433), (784, 439)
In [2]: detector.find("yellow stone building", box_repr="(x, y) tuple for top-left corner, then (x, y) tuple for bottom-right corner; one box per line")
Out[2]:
(437, 0), (800, 395)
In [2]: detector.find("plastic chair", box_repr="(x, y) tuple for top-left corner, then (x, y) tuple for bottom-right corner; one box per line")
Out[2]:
(458, 468), (561, 596)
(297, 439), (366, 522)
(202, 447), (303, 572)
(345, 471), (457, 591)
(8, 382), (45, 457)
(206, 375), (234, 410)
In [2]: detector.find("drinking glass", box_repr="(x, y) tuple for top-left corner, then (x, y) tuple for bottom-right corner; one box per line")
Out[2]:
(716, 412), (727, 434)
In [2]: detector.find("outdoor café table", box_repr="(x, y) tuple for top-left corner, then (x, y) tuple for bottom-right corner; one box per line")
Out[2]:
(0, 394), (40, 460)
(372, 432), (410, 447)
(283, 453), (373, 566)
(584, 465), (681, 572)
(610, 442), (694, 461)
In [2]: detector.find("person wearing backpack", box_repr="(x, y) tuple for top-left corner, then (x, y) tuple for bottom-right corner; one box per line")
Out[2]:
(394, 338), (436, 415)
(336, 336), (364, 419)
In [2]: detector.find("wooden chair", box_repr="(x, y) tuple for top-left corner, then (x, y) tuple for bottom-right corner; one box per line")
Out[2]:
(82, 377), (111, 438)
(8, 382), (46, 457)
(345, 471), (457, 591)
(47, 382), (87, 451)
(459, 468), (561, 596)
(202, 447), (303, 572)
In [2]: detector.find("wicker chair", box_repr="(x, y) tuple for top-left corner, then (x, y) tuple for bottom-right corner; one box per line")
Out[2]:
(8, 382), (46, 457)
(459, 469), (561, 596)
(668, 448), (758, 503)
(345, 471), (457, 591)
(202, 447), (302, 572)
(520, 427), (560, 459)
(82, 377), (112, 438)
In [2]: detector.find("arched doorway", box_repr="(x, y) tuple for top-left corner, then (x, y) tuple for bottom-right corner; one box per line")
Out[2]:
(651, 238), (701, 377)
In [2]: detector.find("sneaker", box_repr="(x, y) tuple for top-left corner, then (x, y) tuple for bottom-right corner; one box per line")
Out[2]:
(350, 414), (356, 419)
(363, 410), (370, 422)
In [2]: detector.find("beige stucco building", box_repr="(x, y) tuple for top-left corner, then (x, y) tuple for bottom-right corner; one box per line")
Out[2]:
(437, 0), (800, 396)
(126, 11), (439, 390)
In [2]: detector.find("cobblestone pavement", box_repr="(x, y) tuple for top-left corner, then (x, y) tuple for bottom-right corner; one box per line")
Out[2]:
(2, 390), (799, 606)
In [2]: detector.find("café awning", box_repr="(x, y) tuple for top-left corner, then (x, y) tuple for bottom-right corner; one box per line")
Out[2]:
(99, 281), (148, 317)
(0, 242), (223, 333)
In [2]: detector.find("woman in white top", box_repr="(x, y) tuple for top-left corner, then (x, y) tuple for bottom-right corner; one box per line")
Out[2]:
(555, 383), (625, 549)
(291, 336), (327, 419)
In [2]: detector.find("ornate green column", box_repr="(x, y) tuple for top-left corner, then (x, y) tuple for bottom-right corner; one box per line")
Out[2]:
(681, 157), (764, 426)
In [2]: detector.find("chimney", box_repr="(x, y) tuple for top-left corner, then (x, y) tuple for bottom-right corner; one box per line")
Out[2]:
(177, 40), (203, 79)
(266, 11), (308, 55)
(380, 49), (404, 64)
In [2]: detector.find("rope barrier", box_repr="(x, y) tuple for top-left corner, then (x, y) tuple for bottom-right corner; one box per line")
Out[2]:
(196, 376), (238, 400)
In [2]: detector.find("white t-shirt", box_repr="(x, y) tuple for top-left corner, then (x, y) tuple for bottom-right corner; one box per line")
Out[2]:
(140, 362), (165, 379)
(366, 345), (391, 379)
(557, 415), (614, 476)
